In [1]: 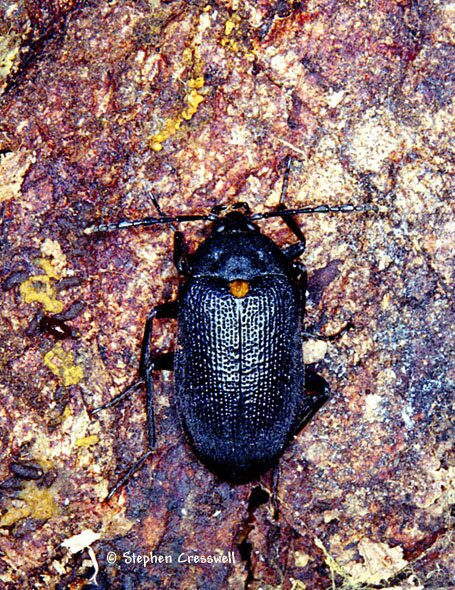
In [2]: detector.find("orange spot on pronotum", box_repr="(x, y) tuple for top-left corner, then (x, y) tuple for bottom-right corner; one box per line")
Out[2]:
(229, 280), (249, 298)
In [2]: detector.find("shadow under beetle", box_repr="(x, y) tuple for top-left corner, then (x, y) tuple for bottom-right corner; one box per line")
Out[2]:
(88, 158), (374, 500)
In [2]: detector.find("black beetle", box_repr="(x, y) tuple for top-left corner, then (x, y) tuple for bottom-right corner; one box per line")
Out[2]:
(88, 159), (374, 499)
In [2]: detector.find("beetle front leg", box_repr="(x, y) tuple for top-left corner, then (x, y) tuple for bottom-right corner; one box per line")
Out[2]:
(279, 210), (306, 261)
(148, 192), (190, 276)
(278, 156), (307, 261)
(173, 230), (190, 276)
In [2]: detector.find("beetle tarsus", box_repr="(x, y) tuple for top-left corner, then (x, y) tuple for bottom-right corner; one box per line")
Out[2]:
(302, 320), (354, 342)
(105, 450), (153, 502)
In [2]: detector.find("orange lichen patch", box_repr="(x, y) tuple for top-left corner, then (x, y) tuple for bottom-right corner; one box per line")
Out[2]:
(43, 343), (84, 386)
(0, 481), (58, 528)
(229, 279), (249, 298)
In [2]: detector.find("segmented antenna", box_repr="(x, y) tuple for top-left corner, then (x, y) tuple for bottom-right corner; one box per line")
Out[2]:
(84, 213), (213, 235)
(84, 202), (376, 234)
(250, 202), (377, 221)
(85, 157), (376, 235)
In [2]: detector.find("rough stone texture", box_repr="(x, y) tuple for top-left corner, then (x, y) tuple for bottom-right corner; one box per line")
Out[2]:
(0, 0), (453, 588)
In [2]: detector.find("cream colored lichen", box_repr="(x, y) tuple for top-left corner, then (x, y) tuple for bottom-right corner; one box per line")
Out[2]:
(0, 150), (36, 202)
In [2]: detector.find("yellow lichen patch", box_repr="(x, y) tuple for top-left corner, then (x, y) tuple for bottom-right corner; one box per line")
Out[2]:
(20, 274), (64, 313)
(229, 280), (249, 298)
(188, 76), (204, 90)
(150, 117), (183, 151)
(150, 42), (206, 151)
(0, 505), (31, 528)
(37, 257), (60, 280)
(149, 79), (205, 151)
(19, 250), (66, 313)
(75, 435), (99, 448)
(221, 13), (242, 52)
(0, 481), (58, 528)
(44, 343), (84, 386)
(181, 89), (205, 120)
(20, 481), (58, 520)
(221, 37), (240, 52)
(224, 18), (236, 36)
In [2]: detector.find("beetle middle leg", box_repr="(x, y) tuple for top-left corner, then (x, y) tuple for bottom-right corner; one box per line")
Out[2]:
(298, 369), (330, 431)
(92, 301), (177, 501)
(140, 301), (177, 451)
(293, 263), (330, 421)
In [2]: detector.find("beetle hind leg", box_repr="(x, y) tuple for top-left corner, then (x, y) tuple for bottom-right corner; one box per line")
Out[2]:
(294, 369), (330, 434)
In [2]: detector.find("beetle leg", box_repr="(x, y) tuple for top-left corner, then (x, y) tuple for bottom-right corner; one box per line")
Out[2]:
(290, 260), (307, 322)
(140, 302), (177, 451)
(94, 301), (177, 501)
(149, 193), (190, 276)
(294, 369), (330, 434)
(282, 240), (306, 260)
(90, 380), (145, 415)
(278, 207), (306, 260)
(102, 350), (175, 502)
(278, 204), (306, 261)
(277, 156), (306, 260)
(302, 321), (354, 341)
(173, 230), (190, 276)
(272, 465), (280, 521)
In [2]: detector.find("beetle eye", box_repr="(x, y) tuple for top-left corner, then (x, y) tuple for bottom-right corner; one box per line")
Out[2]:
(216, 223), (225, 232)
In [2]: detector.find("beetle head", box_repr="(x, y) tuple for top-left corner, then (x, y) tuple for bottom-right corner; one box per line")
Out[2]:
(210, 202), (259, 235)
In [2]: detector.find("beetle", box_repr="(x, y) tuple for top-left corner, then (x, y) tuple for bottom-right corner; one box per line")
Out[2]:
(88, 158), (374, 499)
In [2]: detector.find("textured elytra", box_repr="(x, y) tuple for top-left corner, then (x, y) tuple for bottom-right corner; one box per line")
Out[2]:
(176, 270), (304, 477)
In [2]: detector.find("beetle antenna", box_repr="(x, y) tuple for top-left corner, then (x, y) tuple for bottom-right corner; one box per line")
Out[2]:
(250, 202), (377, 221)
(84, 212), (213, 235)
